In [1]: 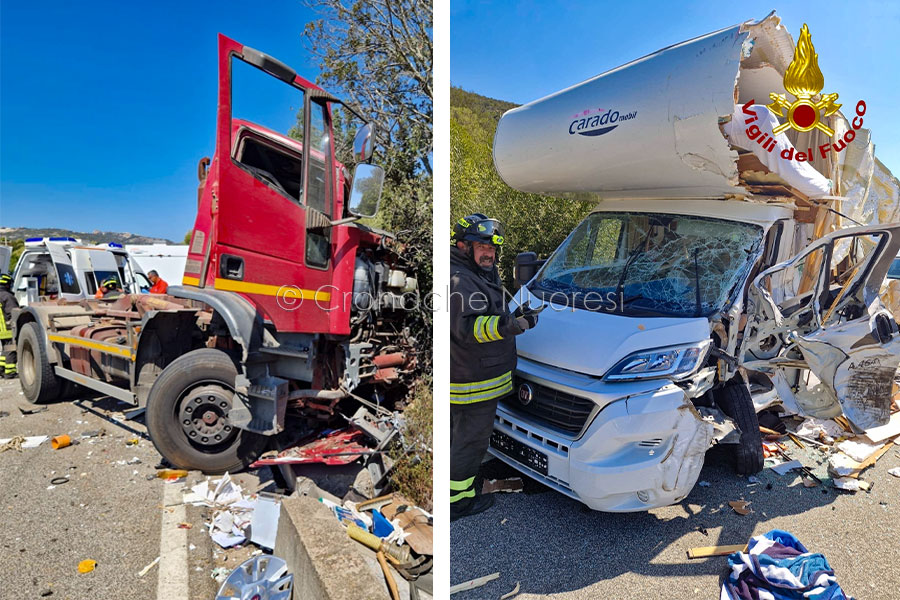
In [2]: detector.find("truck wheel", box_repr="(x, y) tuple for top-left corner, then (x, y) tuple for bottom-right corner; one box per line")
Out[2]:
(145, 348), (267, 474)
(18, 322), (61, 404)
(714, 380), (764, 475)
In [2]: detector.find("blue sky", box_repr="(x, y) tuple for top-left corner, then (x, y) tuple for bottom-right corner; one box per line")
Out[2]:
(451, 0), (900, 176)
(0, 0), (327, 242)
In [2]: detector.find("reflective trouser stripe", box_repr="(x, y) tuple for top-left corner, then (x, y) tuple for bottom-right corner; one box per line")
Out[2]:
(450, 475), (475, 491)
(450, 488), (476, 503)
(450, 476), (476, 503)
(450, 371), (513, 404)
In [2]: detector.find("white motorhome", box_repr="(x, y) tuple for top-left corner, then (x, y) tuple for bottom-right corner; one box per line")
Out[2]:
(490, 13), (900, 512)
(10, 238), (150, 306)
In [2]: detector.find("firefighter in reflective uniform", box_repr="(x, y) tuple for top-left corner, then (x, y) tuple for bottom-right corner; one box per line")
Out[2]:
(0, 274), (18, 378)
(95, 277), (123, 300)
(450, 214), (539, 520)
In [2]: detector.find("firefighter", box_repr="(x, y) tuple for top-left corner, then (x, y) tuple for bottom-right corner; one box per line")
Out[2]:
(95, 277), (123, 300)
(0, 274), (18, 378)
(450, 214), (540, 521)
(147, 270), (168, 294)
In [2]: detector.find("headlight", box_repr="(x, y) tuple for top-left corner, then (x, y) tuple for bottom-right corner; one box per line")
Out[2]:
(603, 341), (711, 382)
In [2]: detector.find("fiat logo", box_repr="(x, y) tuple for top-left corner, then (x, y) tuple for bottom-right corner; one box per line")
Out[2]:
(518, 383), (534, 406)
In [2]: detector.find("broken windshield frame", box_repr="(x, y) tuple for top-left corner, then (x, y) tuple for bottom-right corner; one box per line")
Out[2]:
(531, 212), (764, 318)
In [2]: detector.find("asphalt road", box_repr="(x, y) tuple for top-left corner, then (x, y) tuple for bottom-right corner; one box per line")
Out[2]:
(0, 378), (217, 600)
(451, 445), (900, 599)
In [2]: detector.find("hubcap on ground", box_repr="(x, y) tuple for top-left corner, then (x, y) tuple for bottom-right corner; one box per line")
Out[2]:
(179, 384), (236, 447)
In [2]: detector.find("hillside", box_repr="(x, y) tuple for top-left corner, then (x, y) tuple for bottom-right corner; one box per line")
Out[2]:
(450, 86), (594, 285)
(0, 226), (174, 246)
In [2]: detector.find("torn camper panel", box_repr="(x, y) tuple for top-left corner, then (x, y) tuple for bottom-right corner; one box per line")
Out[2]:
(742, 224), (900, 430)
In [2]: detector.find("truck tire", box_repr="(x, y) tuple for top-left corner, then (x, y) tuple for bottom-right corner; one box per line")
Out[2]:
(714, 380), (764, 475)
(145, 348), (267, 474)
(18, 322), (61, 404)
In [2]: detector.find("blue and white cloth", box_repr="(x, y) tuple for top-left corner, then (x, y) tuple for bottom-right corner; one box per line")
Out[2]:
(721, 530), (853, 600)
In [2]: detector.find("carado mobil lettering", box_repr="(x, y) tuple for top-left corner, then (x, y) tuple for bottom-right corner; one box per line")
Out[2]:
(569, 108), (638, 136)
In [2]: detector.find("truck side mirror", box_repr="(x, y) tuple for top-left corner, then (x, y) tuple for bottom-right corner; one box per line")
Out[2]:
(353, 123), (376, 163)
(514, 252), (545, 288)
(348, 164), (384, 218)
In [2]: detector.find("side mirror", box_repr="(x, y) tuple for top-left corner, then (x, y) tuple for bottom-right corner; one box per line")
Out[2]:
(514, 252), (545, 288)
(353, 123), (376, 162)
(348, 164), (384, 218)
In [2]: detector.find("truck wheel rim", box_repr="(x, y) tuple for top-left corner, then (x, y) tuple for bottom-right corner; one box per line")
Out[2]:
(21, 342), (35, 387)
(178, 383), (237, 448)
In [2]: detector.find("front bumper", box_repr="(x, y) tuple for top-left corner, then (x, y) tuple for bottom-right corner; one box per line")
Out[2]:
(489, 357), (715, 512)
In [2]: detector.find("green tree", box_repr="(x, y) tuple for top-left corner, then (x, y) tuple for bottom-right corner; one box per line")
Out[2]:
(450, 87), (595, 288)
(183, 231), (192, 245)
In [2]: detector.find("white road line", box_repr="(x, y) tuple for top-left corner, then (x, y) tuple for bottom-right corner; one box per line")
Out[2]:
(158, 483), (190, 600)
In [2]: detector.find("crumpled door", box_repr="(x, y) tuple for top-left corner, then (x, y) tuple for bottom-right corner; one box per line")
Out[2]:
(741, 225), (900, 430)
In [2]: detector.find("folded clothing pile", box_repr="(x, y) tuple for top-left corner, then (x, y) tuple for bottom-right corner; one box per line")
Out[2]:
(721, 530), (853, 600)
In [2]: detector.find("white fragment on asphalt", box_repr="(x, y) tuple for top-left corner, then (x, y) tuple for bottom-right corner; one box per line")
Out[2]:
(747, 476), (760, 484)
(137, 556), (161, 577)
(46, 485), (56, 490)
(833, 478), (871, 492)
(698, 481), (711, 487)
(888, 467), (900, 478)
(0, 435), (49, 449)
(189, 543), (197, 551)
(837, 439), (882, 463)
(828, 453), (858, 477)
(771, 460), (803, 475)
(500, 581), (521, 600)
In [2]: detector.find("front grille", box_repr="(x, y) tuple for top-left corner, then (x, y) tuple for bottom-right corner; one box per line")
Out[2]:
(501, 378), (596, 436)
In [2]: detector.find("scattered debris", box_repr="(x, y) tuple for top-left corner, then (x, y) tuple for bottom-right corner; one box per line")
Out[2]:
(482, 478), (524, 494)
(249, 493), (281, 550)
(770, 460), (803, 475)
(449, 572), (500, 595)
(500, 581), (521, 599)
(137, 556), (160, 577)
(156, 469), (189, 481)
(77, 559), (97, 574)
(177, 522), (192, 530)
(251, 427), (371, 466)
(687, 544), (746, 559)
(747, 476), (760, 484)
(837, 439), (884, 463)
(888, 467), (900, 478)
(126, 438), (140, 446)
(210, 567), (230, 584)
(1, 435), (49, 452)
(18, 406), (48, 415)
(833, 478), (871, 492)
(49, 477), (69, 486)
(214, 555), (293, 600)
(697, 480), (711, 487)
(728, 501), (751, 515)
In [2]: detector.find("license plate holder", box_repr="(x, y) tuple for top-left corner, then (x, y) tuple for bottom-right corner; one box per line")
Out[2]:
(490, 429), (548, 475)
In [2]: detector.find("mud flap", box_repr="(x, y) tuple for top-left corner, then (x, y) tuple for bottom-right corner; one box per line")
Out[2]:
(229, 375), (289, 435)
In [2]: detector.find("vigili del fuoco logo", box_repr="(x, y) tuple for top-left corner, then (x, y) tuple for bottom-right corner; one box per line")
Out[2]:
(739, 23), (867, 163)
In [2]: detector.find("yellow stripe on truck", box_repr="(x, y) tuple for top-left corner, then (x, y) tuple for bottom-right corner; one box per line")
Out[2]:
(48, 334), (134, 361)
(180, 277), (331, 303)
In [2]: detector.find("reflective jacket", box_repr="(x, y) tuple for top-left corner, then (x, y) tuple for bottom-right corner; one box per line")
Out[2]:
(450, 247), (521, 404)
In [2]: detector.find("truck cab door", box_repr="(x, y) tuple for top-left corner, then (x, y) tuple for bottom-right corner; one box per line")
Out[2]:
(203, 35), (337, 334)
(741, 225), (900, 429)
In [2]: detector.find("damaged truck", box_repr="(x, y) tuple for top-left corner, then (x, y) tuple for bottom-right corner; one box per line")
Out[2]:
(10, 35), (420, 474)
(489, 12), (900, 511)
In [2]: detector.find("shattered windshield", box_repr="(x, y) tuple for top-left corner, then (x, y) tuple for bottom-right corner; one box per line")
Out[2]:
(533, 212), (764, 317)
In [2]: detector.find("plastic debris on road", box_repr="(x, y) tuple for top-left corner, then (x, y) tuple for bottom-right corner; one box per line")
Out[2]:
(77, 559), (97, 574)
(832, 477), (871, 492)
(137, 556), (160, 577)
(0, 435), (49, 452)
(184, 473), (281, 550)
(888, 467), (900, 478)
